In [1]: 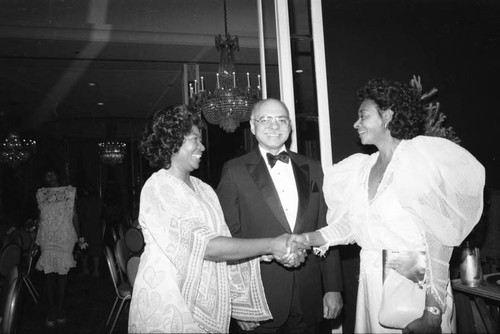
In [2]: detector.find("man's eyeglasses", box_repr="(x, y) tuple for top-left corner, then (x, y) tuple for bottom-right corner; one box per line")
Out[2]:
(252, 116), (290, 126)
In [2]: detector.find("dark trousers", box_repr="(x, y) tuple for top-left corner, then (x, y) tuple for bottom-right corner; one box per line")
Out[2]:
(231, 278), (330, 334)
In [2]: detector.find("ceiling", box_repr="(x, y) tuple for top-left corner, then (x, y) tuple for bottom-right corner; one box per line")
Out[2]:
(0, 0), (280, 139)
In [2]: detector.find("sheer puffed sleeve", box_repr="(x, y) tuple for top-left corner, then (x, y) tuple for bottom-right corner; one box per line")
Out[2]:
(397, 136), (485, 308)
(315, 153), (369, 255)
(398, 136), (485, 247)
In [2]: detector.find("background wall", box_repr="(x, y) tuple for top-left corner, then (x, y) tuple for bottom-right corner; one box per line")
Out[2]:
(323, 0), (500, 188)
(321, 2), (500, 331)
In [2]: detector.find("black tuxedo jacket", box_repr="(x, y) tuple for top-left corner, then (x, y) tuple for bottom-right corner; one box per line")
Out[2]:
(217, 148), (343, 327)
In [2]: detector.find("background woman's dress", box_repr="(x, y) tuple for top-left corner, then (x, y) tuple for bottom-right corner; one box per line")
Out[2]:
(35, 186), (78, 274)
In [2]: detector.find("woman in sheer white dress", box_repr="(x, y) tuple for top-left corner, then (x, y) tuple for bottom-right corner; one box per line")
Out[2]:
(291, 78), (485, 333)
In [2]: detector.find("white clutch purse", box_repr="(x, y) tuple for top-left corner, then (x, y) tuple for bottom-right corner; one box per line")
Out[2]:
(378, 250), (426, 329)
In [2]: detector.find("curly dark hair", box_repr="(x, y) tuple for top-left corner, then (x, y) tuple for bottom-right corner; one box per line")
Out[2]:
(357, 78), (425, 140)
(139, 104), (202, 169)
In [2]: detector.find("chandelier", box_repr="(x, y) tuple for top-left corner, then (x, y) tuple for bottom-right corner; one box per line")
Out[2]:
(190, 0), (261, 133)
(0, 132), (36, 168)
(98, 141), (127, 166)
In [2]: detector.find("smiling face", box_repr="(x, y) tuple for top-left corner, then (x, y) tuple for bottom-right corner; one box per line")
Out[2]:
(170, 125), (205, 176)
(353, 99), (387, 146)
(250, 99), (291, 155)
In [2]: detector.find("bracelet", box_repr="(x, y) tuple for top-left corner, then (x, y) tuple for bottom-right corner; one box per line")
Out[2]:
(425, 306), (442, 316)
(304, 233), (310, 245)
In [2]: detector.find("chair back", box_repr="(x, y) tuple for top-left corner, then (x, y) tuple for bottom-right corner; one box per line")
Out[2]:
(104, 223), (119, 247)
(124, 227), (144, 254)
(114, 239), (130, 275)
(8, 229), (32, 252)
(104, 246), (121, 294)
(0, 243), (22, 277)
(23, 242), (40, 279)
(126, 256), (140, 287)
(0, 266), (22, 334)
(118, 223), (127, 241)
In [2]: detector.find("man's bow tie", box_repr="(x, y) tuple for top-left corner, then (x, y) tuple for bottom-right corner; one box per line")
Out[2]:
(266, 151), (290, 168)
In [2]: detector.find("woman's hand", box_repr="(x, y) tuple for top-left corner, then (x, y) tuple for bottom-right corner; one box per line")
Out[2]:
(270, 234), (308, 267)
(77, 237), (88, 250)
(403, 310), (442, 334)
(287, 233), (310, 247)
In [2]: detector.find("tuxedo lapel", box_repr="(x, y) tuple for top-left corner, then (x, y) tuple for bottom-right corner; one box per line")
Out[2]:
(246, 150), (292, 233)
(290, 153), (310, 234)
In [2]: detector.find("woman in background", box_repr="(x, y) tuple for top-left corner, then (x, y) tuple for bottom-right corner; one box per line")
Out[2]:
(35, 170), (79, 327)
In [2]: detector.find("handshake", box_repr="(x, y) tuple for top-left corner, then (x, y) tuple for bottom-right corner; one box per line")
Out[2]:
(263, 233), (311, 268)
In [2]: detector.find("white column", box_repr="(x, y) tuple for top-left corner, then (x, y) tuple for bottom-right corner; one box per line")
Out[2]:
(274, 0), (297, 152)
(257, 0), (267, 99)
(311, 0), (333, 169)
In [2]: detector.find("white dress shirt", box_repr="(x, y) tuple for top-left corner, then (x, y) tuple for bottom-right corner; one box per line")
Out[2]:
(259, 146), (299, 231)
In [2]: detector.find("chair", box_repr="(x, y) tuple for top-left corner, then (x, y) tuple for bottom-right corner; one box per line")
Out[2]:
(21, 242), (40, 304)
(126, 256), (140, 287)
(8, 229), (32, 253)
(104, 246), (131, 334)
(0, 266), (22, 334)
(104, 223), (119, 247)
(114, 239), (130, 277)
(0, 244), (21, 278)
(8, 229), (39, 303)
(118, 224), (126, 242)
(124, 227), (144, 255)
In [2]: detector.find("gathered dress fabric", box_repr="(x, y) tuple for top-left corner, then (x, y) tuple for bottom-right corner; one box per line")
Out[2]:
(317, 136), (485, 333)
(35, 186), (78, 275)
(128, 170), (271, 333)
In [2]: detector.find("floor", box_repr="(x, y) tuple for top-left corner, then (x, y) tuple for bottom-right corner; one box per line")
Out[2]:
(17, 263), (129, 334)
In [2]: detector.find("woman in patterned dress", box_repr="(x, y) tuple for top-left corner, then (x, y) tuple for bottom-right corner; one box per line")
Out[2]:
(128, 104), (305, 333)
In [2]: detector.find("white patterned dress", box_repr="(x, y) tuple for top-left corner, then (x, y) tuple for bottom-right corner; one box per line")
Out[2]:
(318, 136), (485, 333)
(35, 186), (78, 275)
(128, 170), (271, 333)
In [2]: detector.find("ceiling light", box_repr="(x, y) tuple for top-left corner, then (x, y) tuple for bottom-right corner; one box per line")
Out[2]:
(0, 132), (36, 168)
(98, 124), (126, 165)
(98, 141), (126, 165)
(190, 0), (261, 133)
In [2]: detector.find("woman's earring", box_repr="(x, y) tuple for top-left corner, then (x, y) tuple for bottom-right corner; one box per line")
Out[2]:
(384, 122), (388, 129)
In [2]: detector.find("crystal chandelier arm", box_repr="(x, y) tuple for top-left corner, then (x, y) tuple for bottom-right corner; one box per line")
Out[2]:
(223, 0), (228, 35)
(191, 0), (262, 133)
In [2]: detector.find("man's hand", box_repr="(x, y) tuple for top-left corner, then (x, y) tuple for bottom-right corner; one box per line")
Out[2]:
(237, 320), (260, 331)
(272, 234), (309, 268)
(276, 248), (307, 268)
(323, 292), (343, 319)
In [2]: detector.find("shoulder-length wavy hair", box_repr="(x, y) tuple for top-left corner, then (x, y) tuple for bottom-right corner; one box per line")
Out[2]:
(139, 104), (202, 169)
(357, 78), (425, 140)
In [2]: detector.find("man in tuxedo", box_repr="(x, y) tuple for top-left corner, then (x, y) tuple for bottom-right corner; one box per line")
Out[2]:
(217, 98), (343, 333)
